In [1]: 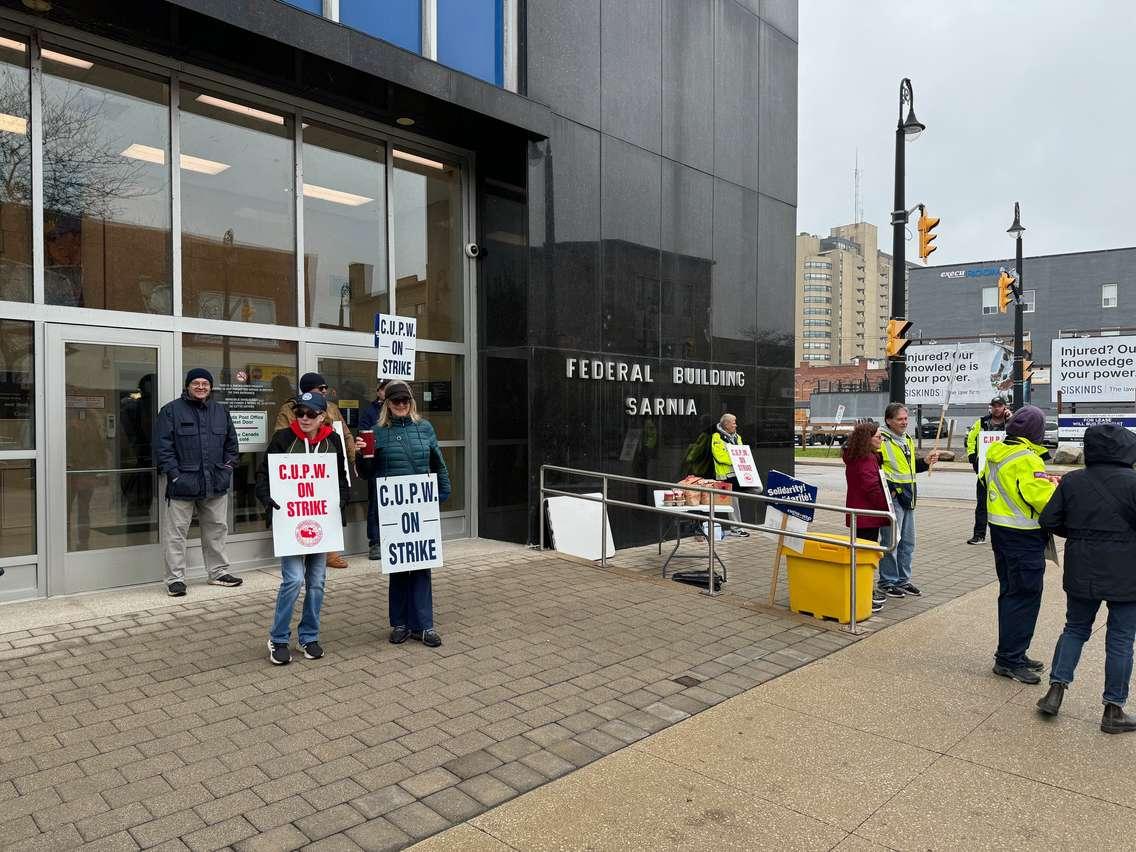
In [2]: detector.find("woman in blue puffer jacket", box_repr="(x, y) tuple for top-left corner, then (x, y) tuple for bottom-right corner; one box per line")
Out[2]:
(356, 380), (451, 647)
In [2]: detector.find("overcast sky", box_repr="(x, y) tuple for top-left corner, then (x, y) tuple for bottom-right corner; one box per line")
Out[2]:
(798, 0), (1132, 266)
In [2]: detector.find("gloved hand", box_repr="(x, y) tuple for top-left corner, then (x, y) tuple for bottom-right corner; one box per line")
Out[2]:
(263, 498), (281, 511)
(968, 453), (978, 473)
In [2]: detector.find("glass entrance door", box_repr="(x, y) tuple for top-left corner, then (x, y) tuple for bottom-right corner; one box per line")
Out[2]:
(46, 325), (174, 594)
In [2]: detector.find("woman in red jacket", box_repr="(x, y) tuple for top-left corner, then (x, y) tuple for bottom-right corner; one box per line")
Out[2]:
(843, 419), (891, 612)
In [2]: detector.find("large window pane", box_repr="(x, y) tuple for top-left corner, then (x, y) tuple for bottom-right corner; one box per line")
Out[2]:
(0, 36), (30, 303)
(409, 352), (463, 441)
(340, 0), (421, 53)
(181, 334), (298, 535)
(181, 89), (295, 326)
(438, 0), (504, 85)
(438, 445), (464, 512)
(41, 53), (170, 313)
(0, 319), (32, 450)
(303, 125), (388, 332)
(393, 151), (462, 342)
(0, 459), (34, 557)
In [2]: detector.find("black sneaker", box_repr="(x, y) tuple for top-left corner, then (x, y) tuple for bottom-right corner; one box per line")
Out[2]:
(389, 626), (410, 644)
(992, 663), (1041, 685)
(871, 598), (884, 613)
(966, 535), (986, 545)
(901, 583), (922, 597)
(731, 529), (750, 538)
(167, 581), (186, 597)
(1023, 655), (1045, 672)
(417, 629), (442, 648)
(368, 543), (382, 561)
(208, 574), (243, 587)
(883, 585), (906, 598)
(299, 641), (324, 660)
(268, 641), (291, 665)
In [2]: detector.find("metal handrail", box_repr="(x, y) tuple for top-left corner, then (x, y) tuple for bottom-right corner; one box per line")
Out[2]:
(539, 464), (898, 634)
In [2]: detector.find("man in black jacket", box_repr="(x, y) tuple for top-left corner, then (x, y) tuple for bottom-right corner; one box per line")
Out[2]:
(1038, 424), (1136, 734)
(155, 368), (243, 597)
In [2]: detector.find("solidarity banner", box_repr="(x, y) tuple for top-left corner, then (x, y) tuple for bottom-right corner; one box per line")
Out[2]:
(374, 313), (417, 381)
(762, 469), (818, 554)
(376, 473), (443, 574)
(269, 453), (343, 557)
(1052, 336), (1136, 403)
(904, 343), (1013, 405)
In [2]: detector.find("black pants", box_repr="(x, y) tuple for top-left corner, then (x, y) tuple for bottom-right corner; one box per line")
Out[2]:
(853, 527), (881, 543)
(973, 476), (987, 538)
(990, 524), (1046, 668)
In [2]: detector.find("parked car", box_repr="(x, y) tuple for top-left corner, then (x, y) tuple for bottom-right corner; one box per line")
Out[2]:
(1043, 419), (1059, 448)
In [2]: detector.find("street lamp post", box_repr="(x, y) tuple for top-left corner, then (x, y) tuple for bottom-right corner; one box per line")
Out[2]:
(889, 78), (925, 403)
(1007, 203), (1026, 408)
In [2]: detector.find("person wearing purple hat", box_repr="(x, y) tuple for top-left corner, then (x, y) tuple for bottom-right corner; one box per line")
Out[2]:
(980, 404), (1058, 685)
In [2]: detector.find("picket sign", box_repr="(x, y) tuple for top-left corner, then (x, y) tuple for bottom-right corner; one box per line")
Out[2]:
(976, 430), (1006, 475)
(374, 313), (417, 381)
(376, 473), (443, 574)
(330, 421), (351, 486)
(269, 450), (343, 557)
(726, 444), (762, 489)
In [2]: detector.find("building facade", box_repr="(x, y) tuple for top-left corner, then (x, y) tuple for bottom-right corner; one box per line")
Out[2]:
(794, 221), (893, 366)
(908, 246), (1136, 415)
(0, 0), (797, 602)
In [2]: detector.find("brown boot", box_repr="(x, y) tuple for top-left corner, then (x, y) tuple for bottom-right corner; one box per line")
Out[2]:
(326, 552), (349, 569)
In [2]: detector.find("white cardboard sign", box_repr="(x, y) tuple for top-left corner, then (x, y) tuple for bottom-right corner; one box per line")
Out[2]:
(726, 444), (762, 489)
(977, 430), (1006, 474)
(269, 452), (343, 557)
(376, 473), (443, 574)
(374, 313), (417, 381)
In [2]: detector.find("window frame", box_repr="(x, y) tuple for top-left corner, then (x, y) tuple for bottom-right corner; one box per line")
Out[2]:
(1103, 282), (1118, 309)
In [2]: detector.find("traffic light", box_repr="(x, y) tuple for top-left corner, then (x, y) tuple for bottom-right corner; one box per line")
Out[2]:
(886, 319), (913, 358)
(997, 270), (1016, 313)
(917, 207), (939, 261)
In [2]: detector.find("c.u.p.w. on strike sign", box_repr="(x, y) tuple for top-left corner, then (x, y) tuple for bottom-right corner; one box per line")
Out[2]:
(269, 453), (344, 558)
(377, 473), (443, 574)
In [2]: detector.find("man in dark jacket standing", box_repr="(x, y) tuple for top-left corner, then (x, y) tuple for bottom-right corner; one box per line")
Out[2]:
(1038, 424), (1136, 734)
(156, 368), (243, 596)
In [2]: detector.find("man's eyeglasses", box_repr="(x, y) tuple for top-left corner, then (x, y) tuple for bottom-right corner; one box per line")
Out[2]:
(316, 384), (329, 392)
(296, 408), (321, 419)
(188, 381), (211, 389)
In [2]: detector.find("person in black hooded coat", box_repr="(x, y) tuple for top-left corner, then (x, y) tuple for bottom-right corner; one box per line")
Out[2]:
(1037, 423), (1136, 734)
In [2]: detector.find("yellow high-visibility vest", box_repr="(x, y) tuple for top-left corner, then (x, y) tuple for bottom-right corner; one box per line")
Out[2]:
(879, 431), (916, 485)
(980, 438), (1055, 530)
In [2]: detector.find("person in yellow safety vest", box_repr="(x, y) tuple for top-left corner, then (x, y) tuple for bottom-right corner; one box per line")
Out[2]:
(979, 404), (1058, 685)
(711, 412), (760, 538)
(877, 403), (940, 598)
(965, 396), (1011, 545)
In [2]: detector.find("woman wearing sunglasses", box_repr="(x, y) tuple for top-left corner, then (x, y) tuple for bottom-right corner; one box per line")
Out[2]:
(257, 391), (349, 665)
(356, 380), (451, 647)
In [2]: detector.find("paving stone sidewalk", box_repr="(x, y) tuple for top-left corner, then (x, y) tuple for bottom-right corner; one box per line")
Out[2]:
(0, 497), (993, 851)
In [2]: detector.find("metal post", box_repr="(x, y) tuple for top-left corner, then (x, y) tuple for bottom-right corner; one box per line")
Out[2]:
(889, 95), (907, 403)
(600, 476), (608, 569)
(705, 505), (717, 596)
(1013, 230), (1025, 408)
(848, 511), (859, 634)
(538, 466), (545, 551)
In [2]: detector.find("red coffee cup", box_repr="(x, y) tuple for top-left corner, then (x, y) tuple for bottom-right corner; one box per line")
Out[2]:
(360, 429), (375, 458)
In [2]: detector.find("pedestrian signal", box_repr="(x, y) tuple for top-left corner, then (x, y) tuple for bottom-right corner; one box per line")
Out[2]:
(997, 270), (1016, 313)
(886, 319), (912, 358)
(917, 208), (939, 261)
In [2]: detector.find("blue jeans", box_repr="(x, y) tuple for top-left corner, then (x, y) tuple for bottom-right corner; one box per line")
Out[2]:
(1050, 596), (1136, 706)
(990, 524), (1045, 668)
(367, 478), (380, 546)
(389, 569), (433, 631)
(877, 502), (915, 588)
(270, 553), (327, 645)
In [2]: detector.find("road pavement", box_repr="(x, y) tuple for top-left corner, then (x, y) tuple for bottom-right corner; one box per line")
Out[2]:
(797, 462), (980, 502)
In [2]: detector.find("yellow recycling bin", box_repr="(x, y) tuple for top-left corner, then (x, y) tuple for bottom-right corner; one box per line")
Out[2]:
(782, 533), (882, 623)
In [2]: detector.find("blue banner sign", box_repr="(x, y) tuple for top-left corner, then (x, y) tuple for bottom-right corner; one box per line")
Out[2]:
(765, 469), (818, 523)
(1058, 413), (1136, 444)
